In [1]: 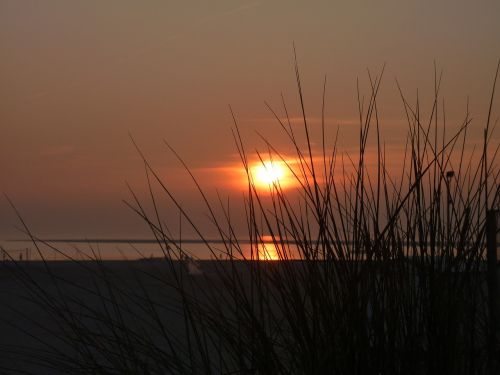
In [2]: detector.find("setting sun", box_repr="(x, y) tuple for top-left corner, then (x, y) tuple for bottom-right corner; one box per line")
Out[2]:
(252, 160), (288, 188)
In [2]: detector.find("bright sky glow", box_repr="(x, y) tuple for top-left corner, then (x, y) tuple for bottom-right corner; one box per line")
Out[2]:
(1, 1), (498, 239)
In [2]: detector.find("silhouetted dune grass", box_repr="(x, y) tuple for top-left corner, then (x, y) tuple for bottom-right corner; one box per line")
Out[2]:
(1, 58), (499, 374)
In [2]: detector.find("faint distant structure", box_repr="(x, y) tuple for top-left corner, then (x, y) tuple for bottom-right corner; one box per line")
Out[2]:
(0, 247), (30, 261)
(183, 254), (202, 275)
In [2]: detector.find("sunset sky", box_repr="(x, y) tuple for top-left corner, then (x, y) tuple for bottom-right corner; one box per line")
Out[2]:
(1, 0), (499, 240)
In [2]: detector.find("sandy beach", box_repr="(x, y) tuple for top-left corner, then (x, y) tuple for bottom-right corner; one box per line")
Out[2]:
(0, 260), (215, 374)
(1, 254), (499, 374)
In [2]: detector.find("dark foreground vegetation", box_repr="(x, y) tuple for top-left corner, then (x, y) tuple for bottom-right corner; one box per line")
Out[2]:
(1, 59), (499, 374)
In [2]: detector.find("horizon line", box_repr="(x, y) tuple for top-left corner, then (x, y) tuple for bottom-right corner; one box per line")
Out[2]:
(4, 238), (297, 245)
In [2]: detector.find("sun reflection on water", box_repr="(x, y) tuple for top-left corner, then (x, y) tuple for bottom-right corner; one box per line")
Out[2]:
(256, 241), (279, 260)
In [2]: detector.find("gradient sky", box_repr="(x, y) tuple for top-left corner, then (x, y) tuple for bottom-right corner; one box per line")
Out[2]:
(1, 0), (499, 240)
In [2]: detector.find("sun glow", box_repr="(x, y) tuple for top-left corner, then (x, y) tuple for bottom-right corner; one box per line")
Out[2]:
(252, 160), (289, 188)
